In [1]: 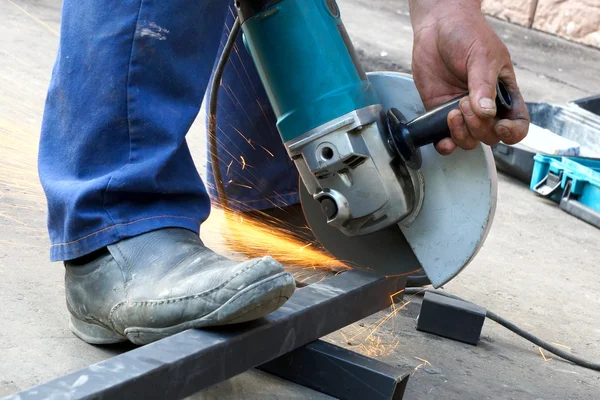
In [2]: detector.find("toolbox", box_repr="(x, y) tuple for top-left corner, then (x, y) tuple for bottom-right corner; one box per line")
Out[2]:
(493, 102), (600, 183)
(573, 93), (600, 116)
(531, 154), (600, 229)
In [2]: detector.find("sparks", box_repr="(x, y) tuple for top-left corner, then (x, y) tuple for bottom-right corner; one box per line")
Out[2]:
(412, 357), (431, 376)
(202, 207), (345, 271)
(228, 123), (256, 150)
(414, 357), (431, 366)
(550, 342), (572, 351)
(336, 286), (417, 359)
(390, 289), (405, 304)
(298, 243), (312, 252)
(412, 363), (424, 375)
(258, 143), (275, 157)
(538, 347), (552, 362)
(6, 0), (59, 36)
(229, 182), (253, 189)
(365, 301), (410, 342)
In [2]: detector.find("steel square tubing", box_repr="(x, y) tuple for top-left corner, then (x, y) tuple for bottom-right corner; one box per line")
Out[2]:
(6, 270), (405, 400)
(259, 339), (410, 400)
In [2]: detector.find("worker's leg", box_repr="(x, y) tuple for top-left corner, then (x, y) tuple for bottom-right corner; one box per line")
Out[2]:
(39, 0), (294, 345)
(205, 9), (300, 213)
(39, 0), (226, 262)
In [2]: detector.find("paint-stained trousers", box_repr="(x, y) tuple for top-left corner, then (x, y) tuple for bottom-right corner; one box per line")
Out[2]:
(39, 0), (298, 261)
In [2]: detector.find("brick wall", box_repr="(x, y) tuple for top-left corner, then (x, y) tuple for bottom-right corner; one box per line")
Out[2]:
(482, 0), (600, 48)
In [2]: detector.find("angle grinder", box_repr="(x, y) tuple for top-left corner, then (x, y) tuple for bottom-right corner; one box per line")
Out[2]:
(230, 0), (511, 287)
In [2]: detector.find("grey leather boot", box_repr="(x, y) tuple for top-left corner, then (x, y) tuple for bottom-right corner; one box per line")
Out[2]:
(64, 228), (295, 345)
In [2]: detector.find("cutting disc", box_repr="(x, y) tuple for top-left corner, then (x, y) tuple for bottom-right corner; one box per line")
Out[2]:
(300, 72), (498, 287)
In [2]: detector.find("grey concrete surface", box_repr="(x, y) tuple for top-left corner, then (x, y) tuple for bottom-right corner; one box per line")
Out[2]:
(194, 370), (335, 400)
(1, 0), (600, 399)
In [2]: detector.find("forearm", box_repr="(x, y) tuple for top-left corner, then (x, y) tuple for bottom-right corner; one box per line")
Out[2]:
(408, 0), (483, 31)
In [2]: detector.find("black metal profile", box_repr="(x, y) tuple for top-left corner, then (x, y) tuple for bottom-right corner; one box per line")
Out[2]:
(6, 271), (406, 400)
(259, 339), (410, 400)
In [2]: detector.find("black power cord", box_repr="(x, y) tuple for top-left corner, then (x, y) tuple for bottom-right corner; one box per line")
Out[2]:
(404, 287), (600, 372)
(208, 17), (241, 209)
(486, 310), (600, 372)
(406, 273), (430, 287)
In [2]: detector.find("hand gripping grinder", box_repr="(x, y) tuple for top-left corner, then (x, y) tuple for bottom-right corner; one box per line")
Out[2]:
(234, 0), (511, 287)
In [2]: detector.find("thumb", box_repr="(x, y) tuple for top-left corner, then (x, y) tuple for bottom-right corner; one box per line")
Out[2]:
(467, 59), (499, 119)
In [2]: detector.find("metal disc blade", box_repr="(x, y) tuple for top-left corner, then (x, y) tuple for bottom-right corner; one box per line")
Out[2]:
(299, 179), (423, 276)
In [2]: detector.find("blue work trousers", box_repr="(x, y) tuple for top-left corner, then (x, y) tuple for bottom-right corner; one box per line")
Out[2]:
(39, 0), (298, 261)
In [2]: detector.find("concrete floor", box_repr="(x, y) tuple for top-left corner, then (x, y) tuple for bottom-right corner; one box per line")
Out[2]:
(1, 0), (600, 399)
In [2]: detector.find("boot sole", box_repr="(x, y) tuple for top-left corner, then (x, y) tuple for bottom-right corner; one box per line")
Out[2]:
(69, 316), (128, 345)
(70, 271), (295, 345)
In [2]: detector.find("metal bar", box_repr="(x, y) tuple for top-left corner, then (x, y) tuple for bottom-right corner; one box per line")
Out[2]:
(6, 271), (405, 400)
(259, 339), (410, 400)
(560, 197), (600, 229)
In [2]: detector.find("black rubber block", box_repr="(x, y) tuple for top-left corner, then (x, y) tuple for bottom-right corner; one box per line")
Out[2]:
(416, 291), (486, 345)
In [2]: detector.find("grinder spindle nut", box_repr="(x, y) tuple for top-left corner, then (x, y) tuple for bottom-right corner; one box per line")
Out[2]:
(319, 197), (338, 220)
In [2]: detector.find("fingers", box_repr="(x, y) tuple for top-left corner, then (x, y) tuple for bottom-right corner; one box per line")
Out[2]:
(432, 42), (530, 156)
(449, 54), (528, 150)
(447, 108), (478, 150)
(440, 98), (497, 155)
(494, 70), (530, 144)
(440, 87), (527, 155)
(459, 97), (499, 146)
(495, 117), (529, 145)
(467, 55), (500, 119)
(435, 137), (457, 155)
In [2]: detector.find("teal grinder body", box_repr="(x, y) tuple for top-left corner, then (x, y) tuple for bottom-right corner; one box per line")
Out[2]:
(237, 0), (418, 236)
(238, 0), (380, 142)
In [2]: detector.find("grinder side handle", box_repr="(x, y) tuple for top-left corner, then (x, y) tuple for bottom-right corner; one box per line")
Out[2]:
(407, 97), (463, 148)
(387, 80), (512, 169)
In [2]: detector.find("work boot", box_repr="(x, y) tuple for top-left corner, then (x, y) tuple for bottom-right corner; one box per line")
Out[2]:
(64, 228), (295, 345)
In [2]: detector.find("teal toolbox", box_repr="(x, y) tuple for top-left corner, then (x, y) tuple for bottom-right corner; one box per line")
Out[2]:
(531, 154), (600, 228)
